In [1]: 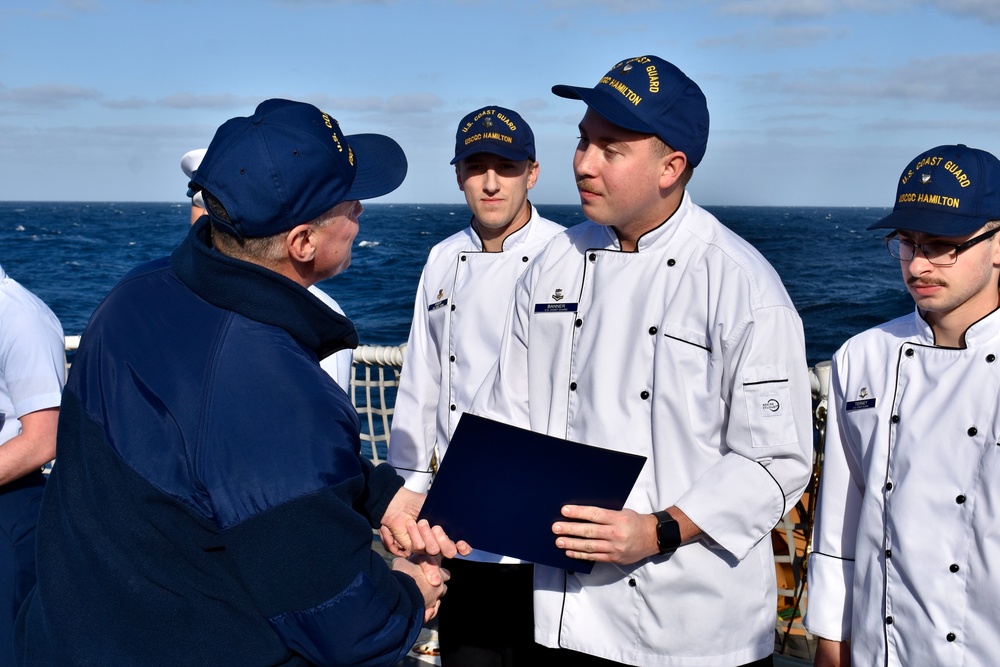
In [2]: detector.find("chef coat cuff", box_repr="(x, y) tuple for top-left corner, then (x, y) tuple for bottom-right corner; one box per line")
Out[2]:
(803, 551), (854, 641)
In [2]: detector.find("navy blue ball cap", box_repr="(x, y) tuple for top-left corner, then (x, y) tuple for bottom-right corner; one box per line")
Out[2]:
(450, 105), (535, 165)
(869, 144), (1000, 236)
(552, 55), (709, 168)
(192, 98), (407, 238)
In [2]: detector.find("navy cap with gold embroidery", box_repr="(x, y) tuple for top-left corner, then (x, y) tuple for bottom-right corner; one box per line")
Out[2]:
(192, 99), (407, 239)
(869, 144), (1000, 236)
(552, 55), (709, 168)
(450, 105), (535, 165)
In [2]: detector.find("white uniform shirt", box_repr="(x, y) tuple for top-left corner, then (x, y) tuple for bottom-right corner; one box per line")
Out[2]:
(0, 264), (65, 448)
(308, 285), (352, 393)
(471, 192), (813, 666)
(388, 206), (564, 497)
(806, 307), (1000, 666)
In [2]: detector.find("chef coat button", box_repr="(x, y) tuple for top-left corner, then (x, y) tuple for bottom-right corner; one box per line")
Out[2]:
(460, 255), (467, 262)
(450, 355), (456, 363)
(885, 616), (894, 625)
(950, 564), (960, 573)
(628, 578), (637, 587)
(891, 415), (900, 424)
(987, 354), (996, 363)
(450, 404), (457, 411)
(957, 495), (966, 504)
(570, 382), (577, 391)
(885, 482), (893, 491)
(451, 304), (456, 311)
(640, 390), (650, 400)
(648, 326), (658, 335)
(667, 258), (676, 267)
(905, 348), (914, 357)
(968, 426), (978, 436)
(522, 256), (529, 263)
(575, 319), (583, 328)
(947, 633), (956, 642)
(885, 549), (891, 558)
(589, 253), (597, 262)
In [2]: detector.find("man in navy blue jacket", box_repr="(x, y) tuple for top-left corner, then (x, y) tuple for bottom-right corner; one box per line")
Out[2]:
(16, 99), (465, 666)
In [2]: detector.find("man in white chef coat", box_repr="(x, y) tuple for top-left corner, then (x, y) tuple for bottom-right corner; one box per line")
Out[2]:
(806, 144), (1000, 667)
(470, 55), (814, 666)
(388, 105), (563, 666)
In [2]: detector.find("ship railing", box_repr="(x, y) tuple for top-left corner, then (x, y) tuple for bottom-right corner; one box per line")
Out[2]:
(63, 337), (826, 656)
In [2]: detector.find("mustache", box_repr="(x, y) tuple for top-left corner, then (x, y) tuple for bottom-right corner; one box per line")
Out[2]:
(576, 178), (599, 195)
(907, 277), (946, 288)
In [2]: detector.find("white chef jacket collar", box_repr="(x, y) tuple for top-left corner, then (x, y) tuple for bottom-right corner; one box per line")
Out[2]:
(469, 202), (538, 252)
(606, 190), (689, 252)
(914, 301), (1000, 348)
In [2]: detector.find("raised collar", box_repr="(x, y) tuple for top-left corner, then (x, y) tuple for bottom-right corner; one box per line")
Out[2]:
(469, 202), (537, 252)
(170, 218), (358, 360)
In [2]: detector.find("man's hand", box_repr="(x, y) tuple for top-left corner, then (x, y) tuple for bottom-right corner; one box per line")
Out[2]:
(553, 505), (702, 565)
(552, 505), (659, 565)
(380, 487), (471, 559)
(391, 556), (450, 623)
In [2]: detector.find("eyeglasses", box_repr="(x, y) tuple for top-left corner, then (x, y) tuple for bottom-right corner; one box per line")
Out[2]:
(884, 227), (1000, 266)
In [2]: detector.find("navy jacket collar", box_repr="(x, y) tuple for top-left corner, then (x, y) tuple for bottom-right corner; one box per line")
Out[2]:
(170, 218), (358, 360)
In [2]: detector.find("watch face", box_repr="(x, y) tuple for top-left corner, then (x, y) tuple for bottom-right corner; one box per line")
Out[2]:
(656, 515), (681, 553)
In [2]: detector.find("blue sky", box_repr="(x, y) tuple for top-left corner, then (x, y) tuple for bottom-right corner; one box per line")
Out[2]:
(2, 0), (999, 207)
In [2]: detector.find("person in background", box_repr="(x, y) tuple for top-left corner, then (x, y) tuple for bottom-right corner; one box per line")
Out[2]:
(388, 105), (563, 666)
(806, 144), (1000, 667)
(16, 99), (467, 666)
(182, 148), (353, 392)
(470, 56), (814, 666)
(0, 264), (64, 667)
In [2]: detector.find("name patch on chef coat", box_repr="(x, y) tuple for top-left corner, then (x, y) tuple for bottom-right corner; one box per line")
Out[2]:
(534, 302), (579, 313)
(428, 298), (449, 312)
(845, 398), (876, 411)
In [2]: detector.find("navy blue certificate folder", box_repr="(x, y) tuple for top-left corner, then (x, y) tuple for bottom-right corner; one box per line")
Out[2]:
(417, 413), (647, 573)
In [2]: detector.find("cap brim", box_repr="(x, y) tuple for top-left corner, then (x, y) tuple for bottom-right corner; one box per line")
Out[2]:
(344, 133), (408, 201)
(552, 84), (656, 136)
(450, 146), (534, 165)
(868, 208), (990, 236)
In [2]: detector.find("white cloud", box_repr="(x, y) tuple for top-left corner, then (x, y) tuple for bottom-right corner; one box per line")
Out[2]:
(699, 25), (843, 51)
(157, 93), (257, 110)
(743, 53), (1000, 111)
(927, 0), (1000, 23)
(0, 83), (101, 109)
(702, 0), (1000, 23)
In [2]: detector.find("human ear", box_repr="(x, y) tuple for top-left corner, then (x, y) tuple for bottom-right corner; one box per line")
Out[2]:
(526, 161), (540, 190)
(285, 224), (317, 262)
(659, 151), (688, 190)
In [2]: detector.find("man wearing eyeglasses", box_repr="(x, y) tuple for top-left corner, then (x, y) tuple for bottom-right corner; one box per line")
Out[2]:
(806, 144), (1000, 667)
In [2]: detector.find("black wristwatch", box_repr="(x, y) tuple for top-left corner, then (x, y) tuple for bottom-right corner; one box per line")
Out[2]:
(653, 510), (681, 555)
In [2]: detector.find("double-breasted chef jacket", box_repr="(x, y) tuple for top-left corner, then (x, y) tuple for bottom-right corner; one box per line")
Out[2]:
(807, 306), (1000, 666)
(471, 192), (814, 666)
(389, 205), (563, 490)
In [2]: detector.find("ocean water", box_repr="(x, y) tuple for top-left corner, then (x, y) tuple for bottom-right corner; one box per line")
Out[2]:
(0, 201), (914, 366)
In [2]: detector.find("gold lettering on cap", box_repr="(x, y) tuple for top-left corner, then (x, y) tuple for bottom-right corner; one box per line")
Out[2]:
(901, 156), (943, 185)
(944, 161), (972, 187)
(646, 65), (659, 93)
(600, 76), (642, 106)
(496, 113), (517, 132)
